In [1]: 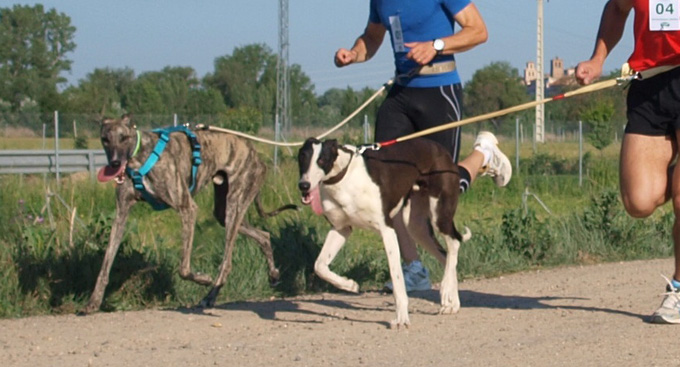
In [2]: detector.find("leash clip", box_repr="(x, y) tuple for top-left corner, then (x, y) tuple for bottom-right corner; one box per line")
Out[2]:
(356, 143), (381, 154)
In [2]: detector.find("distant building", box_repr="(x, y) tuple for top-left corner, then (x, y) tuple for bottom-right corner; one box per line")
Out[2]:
(523, 57), (577, 95)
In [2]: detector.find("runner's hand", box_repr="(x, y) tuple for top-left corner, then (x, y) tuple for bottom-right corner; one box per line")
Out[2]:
(575, 60), (603, 85)
(405, 41), (437, 65)
(335, 48), (358, 67)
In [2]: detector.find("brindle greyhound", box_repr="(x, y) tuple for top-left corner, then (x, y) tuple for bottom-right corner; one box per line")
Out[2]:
(84, 115), (295, 313)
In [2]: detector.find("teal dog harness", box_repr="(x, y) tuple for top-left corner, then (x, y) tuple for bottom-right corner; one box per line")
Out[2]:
(126, 125), (202, 210)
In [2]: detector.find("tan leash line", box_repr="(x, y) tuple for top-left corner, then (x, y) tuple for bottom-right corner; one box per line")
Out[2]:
(196, 80), (394, 147)
(196, 77), (619, 148)
(377, 78), (619, 148)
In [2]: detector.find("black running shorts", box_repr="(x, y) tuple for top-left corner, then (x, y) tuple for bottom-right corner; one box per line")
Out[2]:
(375, 83), (464, 162)
(626, 67), (680, 136)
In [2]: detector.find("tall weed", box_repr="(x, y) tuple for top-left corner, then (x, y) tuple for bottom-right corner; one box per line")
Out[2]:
(0, 148), (676, 317)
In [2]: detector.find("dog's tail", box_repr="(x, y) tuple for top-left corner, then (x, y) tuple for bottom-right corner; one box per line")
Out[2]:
(460, 226), (472, 242)
(255, 194), (299, 218)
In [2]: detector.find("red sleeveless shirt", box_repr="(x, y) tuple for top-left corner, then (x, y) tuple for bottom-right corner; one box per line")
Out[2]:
(629, 0), (680, 71)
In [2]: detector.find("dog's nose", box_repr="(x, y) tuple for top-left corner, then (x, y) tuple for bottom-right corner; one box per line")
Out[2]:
(298, 181), (310, 192)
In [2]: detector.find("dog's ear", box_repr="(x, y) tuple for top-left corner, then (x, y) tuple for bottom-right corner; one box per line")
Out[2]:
(325, 139), (338, 154)
(121, 114), (132, 126)
(318, 139), (339, 172)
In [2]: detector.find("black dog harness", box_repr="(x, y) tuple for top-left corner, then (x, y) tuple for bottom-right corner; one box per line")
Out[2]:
(126, 125), (202, 210)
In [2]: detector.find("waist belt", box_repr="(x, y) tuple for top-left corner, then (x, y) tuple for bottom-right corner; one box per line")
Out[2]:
(395, 60), (457, 84)
(622, 62), (680, 80)
(418, 60), (456, 75)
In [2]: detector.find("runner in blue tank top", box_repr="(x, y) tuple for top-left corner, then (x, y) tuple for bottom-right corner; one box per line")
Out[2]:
(335, 0), (512, 292)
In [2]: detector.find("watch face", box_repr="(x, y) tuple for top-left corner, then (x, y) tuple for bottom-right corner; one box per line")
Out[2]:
(434, 39), (445, 51)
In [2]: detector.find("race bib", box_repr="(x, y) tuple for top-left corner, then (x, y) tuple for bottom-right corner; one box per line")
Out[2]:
(389, 15), (406, 52)
(650, 0), (680, 31)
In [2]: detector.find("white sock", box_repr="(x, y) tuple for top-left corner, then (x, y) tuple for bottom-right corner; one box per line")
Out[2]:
(474, 146), (492, 167)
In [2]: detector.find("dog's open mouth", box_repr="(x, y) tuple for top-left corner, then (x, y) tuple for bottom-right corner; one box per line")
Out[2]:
(301, 185), (324, 215)
(97, 163), (126, 184)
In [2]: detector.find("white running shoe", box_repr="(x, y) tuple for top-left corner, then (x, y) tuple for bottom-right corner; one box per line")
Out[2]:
(650, 275), (680, 324)
(384, 260), (431, 293)
(474, 131), (512, 187)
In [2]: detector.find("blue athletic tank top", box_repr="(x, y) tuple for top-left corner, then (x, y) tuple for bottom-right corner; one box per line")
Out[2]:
(369, 0), (471, 87)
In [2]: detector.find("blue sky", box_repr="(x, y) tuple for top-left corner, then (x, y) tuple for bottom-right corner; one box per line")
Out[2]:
(9, 0), (633, 94)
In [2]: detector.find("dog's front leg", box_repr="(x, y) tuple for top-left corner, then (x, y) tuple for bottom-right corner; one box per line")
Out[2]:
(315, 227), (359, 293)
(178, 200), (213, 286)
(380, 227), (410, 328)
(83, 192), (135, 314)
(439, 237), (461, 315)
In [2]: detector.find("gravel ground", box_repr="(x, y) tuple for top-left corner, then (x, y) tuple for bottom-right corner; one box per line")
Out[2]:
(2, 258), (680, 367)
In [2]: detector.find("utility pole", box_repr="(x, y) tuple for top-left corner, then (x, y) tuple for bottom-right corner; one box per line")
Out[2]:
(535, 0), (545, 143)
(275, 0), (290, 165)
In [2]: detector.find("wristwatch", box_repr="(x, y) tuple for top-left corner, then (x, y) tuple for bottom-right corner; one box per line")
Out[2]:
(432, 38), (445, 55)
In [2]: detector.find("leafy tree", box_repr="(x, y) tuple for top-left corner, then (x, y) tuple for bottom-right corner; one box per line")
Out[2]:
(582, 101), (615, 153)
(62, 67), (134, 116)
(289, 64), (318, 126)
(131, 66), (199, 114)
(316, 86), (382, 128)
(126, 79), (165, 116)
(464, 61), (530, 133)
(185, 87), (228, 119)
(204, 44), (317, 128)
(0, 4), (75, 112)
(204, 44), (277, 112)
(217, 106), (263, 135)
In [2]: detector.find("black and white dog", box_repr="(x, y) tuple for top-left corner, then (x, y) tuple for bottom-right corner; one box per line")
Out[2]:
(297, 137), (470, 328)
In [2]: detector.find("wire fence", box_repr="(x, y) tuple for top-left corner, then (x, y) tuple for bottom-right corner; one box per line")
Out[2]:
(0, 112), (624, 189)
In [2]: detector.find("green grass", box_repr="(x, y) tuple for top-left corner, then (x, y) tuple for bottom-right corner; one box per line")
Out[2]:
(0, 135), (673, 318)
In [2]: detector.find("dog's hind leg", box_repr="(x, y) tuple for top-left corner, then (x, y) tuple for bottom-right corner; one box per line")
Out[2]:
(212, 171), (228, 225)
(315, 227), (359, 293)
(403, 196), (447, 265)
(178, 198), (213, 286)
(83, 191), (135, 314)
(238, 223), (280, 284)
(200, 168), (262, 307)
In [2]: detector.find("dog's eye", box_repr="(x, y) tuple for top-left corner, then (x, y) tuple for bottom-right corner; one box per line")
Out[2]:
(120, 136), (129, 142)
(317, 159), (324, 166)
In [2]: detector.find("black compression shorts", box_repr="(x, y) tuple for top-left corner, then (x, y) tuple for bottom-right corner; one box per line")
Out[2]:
(374, 83), (464, 162)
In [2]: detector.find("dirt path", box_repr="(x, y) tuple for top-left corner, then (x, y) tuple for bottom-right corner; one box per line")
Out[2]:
(2, 258), (680, 367)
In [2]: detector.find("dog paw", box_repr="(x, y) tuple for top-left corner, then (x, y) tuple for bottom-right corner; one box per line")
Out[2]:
(438, 304), (460, 315)
(389, 317), (411, 330)
(269, 269), (281, 286)
(79, 303), (99, 315)
(337, 279), (359, 293)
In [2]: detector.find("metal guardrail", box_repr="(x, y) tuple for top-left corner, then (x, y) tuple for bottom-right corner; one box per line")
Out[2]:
(0, 149), (107, 175)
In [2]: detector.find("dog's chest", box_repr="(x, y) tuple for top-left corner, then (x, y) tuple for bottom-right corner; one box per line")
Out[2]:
(321, 172), (386, 230)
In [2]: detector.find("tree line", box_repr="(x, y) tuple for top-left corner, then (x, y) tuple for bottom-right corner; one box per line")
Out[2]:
(0, 4), (625, 142)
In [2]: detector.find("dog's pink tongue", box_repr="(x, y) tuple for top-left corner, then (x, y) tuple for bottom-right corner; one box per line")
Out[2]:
(97, 165), (126, 183)
(309, 186), (324, 215)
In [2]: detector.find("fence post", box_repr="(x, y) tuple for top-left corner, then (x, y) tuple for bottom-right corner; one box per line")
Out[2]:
(88, 151), (95, 178)
(515, 117), (520, 174)
(274, 114), (280, 168)
(363, 114), (370, 144)
(54, 110), (60, 187)
(579, 120), (583, 187)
